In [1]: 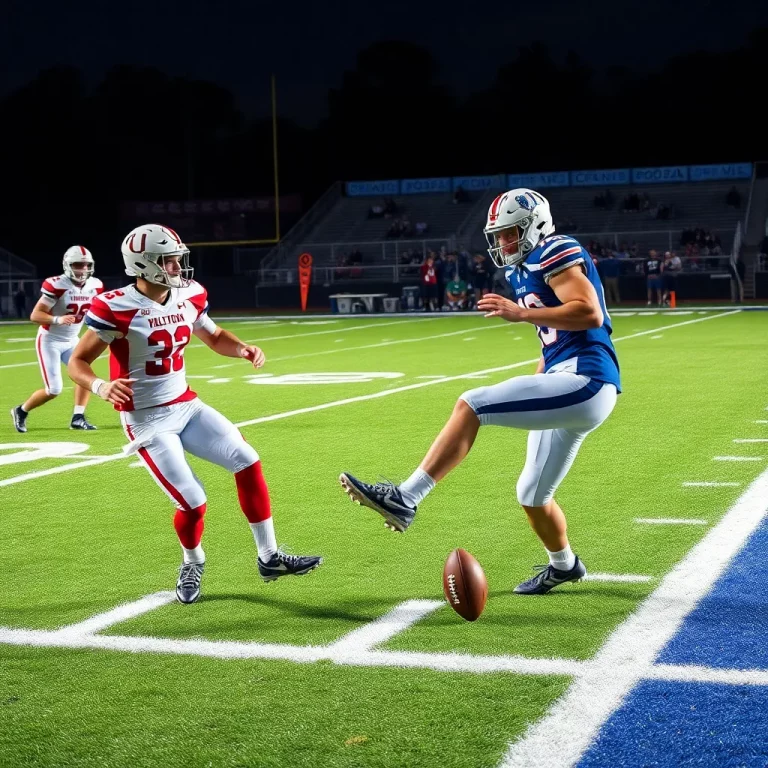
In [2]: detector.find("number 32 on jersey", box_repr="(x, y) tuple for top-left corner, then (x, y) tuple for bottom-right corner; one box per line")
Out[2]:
(517, 294), (557, 346)
(146, 325), (192, 376)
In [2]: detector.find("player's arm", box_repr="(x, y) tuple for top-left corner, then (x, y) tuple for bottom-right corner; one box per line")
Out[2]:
(535, 357), (545, 374)
(478, 266), (603, 331)
(68, 330), (136, 406)
(194, 323), (266, 369)
(29, 298), (76, 326)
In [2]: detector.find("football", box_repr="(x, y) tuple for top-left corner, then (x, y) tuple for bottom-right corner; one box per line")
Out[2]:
(442, 548), (488, 621)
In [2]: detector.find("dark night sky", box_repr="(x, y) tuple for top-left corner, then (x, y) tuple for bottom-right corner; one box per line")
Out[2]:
(2, 0), (766, 125)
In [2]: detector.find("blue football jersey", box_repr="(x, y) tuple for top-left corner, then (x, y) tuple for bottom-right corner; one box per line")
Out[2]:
(505, 235), (621, 391)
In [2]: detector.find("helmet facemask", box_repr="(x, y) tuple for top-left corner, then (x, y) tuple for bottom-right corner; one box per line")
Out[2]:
(63, 258), (94, 284)
(485, 223), (532, 268)
(128, 248), (193, 288)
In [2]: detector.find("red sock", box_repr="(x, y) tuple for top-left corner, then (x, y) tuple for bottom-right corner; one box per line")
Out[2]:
(173, 504), (206, 549)
(235, 461), (272, 523)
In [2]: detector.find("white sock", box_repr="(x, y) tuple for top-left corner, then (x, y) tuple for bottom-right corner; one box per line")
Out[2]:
(251, 518), (277, 563)
(547, 545), (576, 571)
(20, 405), (29, 414)
(182, 544), (205, 564)
(73, 405), (86, 416)
(399, 468), (436, 507)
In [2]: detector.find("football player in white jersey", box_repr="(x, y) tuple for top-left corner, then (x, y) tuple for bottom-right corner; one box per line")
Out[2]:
(68, 224), (322, 604)
(11, 246), (104, 432)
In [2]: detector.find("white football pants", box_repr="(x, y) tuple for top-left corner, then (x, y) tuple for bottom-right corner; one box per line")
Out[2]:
(120, 398), (259, 511)
(460, 372), (617, 507)
(36, 331), (77, 396)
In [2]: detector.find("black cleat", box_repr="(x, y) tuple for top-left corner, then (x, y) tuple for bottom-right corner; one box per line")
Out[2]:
(70, 414), (97, 430)
(339, 472), (416, 532)
(514, 557), (587, 595)
(11, 406), (28, 433)
(257, 550), (323, 582)
(176, 562), (205, 604)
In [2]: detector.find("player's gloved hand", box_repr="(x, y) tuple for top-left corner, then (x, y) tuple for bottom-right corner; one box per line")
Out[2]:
(477, 293), (526, 323)
(98, 378), (137, 406)
(56, 314), (78, 326)
(239, 344), (266, 369)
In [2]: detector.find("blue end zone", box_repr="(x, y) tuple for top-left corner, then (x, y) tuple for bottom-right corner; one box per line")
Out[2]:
(657, 521), (768, 670)
(576, 519), (768, 766)
(576, 680), (768, 767)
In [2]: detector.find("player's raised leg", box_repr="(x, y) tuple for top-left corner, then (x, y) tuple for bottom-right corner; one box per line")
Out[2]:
(180, 402), (323, 581)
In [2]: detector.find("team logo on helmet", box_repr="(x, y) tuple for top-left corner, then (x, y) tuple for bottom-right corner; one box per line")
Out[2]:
(515, 193), (537, 211)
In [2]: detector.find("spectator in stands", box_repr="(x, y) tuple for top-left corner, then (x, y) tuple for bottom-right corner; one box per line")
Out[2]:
(415, 220), (428, 235)
(622, 192), (640, 212)
(368, 202), (384, 218)
(662, 251), (682, 305)
(599, 251), (621, 305)
(383, 197), (398, 217)
(420, 254), (439, 311)
(645, 249), (664, 306)
(14, 286), (27, 318)
(470, 253), (491, 305)
(445, 274), (468, 311)
(728, 255), (745, 304)
(593, 189), (613, 210)
(615, 242), (630, 259)
(453, 186), (469, 204)
(726, 186), (742, 209)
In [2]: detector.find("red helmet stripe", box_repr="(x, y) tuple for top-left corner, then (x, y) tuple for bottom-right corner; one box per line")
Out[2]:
(488, 194), (504, 224)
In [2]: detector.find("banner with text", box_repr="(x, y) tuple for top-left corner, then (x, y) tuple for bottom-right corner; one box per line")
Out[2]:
(631, 165), (689, 184)
(400, 177), (451, 195)
(452, 175), (506, 192)
(507, 171), (570, 188)
(571, 168), (631, 187)
(345, 179), (400, 197)
(688, 163), (752, 182)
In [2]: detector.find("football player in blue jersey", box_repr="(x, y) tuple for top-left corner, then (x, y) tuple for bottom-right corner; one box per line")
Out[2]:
(340, 188), (621, 595)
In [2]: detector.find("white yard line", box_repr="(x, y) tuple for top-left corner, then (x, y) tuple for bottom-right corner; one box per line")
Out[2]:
(56, 592), (176, 636)
(498, 466), (768, 768)
(326, 600), (443, 654)
(713, 455), (763, 461)
(245, 318), (434, 343)
(211, 323), (508, 370)
(635, 518), (708, 525)
(0, 310), (739, 489)
(582, 573), (653, 583)
(648, 663), (768, 687)
(0, 361), (38, 369)
(733, 438), (768, 443)
(683, 481), (740, 487)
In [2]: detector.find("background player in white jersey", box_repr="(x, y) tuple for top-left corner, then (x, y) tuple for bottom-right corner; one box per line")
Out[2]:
(11, 246), (103, 432)
(341, 189), (620, 595)
(68, 224), (321, 604)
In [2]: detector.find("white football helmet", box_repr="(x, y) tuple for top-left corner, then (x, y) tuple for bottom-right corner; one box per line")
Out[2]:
(121, 224), (192, 288)
(63, 245), (95, 284)
(483, 188), (555, 268)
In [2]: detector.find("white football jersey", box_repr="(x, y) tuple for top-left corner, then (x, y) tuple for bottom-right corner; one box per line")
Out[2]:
(38, 275), (105, 341)
(85, 281), (213, 411)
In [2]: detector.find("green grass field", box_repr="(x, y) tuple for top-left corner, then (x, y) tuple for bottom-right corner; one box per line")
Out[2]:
(1, 309), (766, 767)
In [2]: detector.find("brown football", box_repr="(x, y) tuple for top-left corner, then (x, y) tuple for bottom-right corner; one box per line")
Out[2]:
(442, 548), (488, 621)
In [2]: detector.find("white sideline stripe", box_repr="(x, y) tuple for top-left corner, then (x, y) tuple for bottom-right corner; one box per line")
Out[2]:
(651, 335), (663, 339)
(56, 592), (176, 636)
(583, 573), (652, 583)
(683, 481), (740, 487)
(713, 455), (763, 462)
(0, 349), (36, 355)
(753, 421), (768, 424)
(0, 311), (738, 489)
(733, 439), (768, 443)
(0, 361), (37, 369)
(635, 517), (708, 525)
(327, 599), (443, 653)
(648, 663), (768, 687)
(499, 466), (768, 768)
